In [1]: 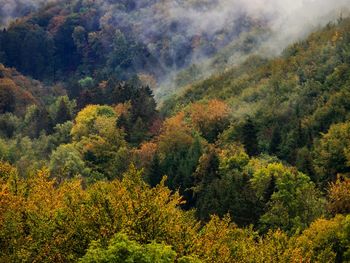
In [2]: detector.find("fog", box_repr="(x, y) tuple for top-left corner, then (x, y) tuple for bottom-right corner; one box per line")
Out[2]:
(1, 0), (349, 98)
(0, 0), (53, 26)
(154, 0), (350, 97)
(164, 0), (350, 54)
(2, 0), (349, 52)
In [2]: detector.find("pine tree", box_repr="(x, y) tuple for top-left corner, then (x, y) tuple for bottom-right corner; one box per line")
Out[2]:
(269, 127), (282, 155)
(148, 154), (163, 187)
(242, 118), (259, 156)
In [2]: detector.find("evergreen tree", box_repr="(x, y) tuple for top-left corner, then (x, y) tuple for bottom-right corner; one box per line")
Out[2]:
(177, 137), (202, 208)
(242, 118), (259, 156)
(130, 117), (147, 146)
(148, 154), (163, 187)
(269, 127), (282, 155)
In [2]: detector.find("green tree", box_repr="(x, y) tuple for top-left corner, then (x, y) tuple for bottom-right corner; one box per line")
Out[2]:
(0, 113), (20, 138)
(241, 118), (259, 156)
(314, 121), (350, 184)
(147, 153), (163, 187)
(269, 127), (281, 155)
(55, 98), (72, 125)
(78, 76), (94, 90)
(256, 163), (326, 233)
(289, 215), (350, 262)
(71, 105), (128, 179)
(22, 105), (53, 138)
(49, 144), (90, 180)
(79, 233), (176, 263)
(195, 144), (262, 225)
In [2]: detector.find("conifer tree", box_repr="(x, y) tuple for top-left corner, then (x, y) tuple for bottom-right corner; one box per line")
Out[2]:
(242, 118), (259, 156)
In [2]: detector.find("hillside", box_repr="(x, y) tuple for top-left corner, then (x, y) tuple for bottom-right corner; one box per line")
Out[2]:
(0, 63), (64, 114)
(0, 2), (350, 263)
(163, 17), (350, 174)
(0, 0), (267, 98)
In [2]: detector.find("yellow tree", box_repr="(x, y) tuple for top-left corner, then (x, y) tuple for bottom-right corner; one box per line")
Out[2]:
(158, 111), (193, 157)
(187, 99), (230, 142)
(70, 105), (128, 179)
(328, 176), (350, 215)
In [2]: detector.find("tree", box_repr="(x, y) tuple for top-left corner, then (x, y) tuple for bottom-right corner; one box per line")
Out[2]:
(328, 176), (350, 215)
(49, 144), (90, 181)
(71, 105), (120, 142)
(257, 163), (326, 233)
(71, 105), (127, 179)
(0, 161), (18, 181)
(295, 147), (316, 182)
(147, 153), (163, 187)
(112, 85), (158, 145)
(195, 144), (262, 225)
(241, 118), (259, 156)
(80, 233), (176, 263)
(269, 126), (281, 155)
(289, 215), (350, 262)
(0, 78), (16, 114)
(0, 165), (199, 262)
(187, 99), (230, 142)
(158, 112), (193, 157)
(55, 98), (72, 124)
(157, 113), (203, 205)
(22, 105), (53, 138)
(0, 24), (54, 79)
(175, 136), (202, 208)
(314, 121), (350, 184)
(72, 26), (87, 52)
(49, 121), (74, 148)
(78, 76), (94, 90)
(76, 136), (129, 180)
(0, 113), (20, 138)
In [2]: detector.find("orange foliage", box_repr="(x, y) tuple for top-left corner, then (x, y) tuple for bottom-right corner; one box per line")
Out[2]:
(114, 101), (131, 117)
(0, 165), (199, 262)
(0, 67), (41, 115)
(0, 161), (18, 181)
(133, 142), (158, 168)
(149, 117), (163, 136)
(48, 15), (67, 34)
(328, 176), (350, 215)
(158, 112), (193, 156)
(187, 99), (230, 140)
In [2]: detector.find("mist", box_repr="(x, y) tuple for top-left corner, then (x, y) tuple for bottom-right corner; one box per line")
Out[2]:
(2, 0), (349, 56)
(150, 0), (350, 98)
(256, 0), (350, 54)
(1, 0), (349, 98)
(161, 0), (350, 56)
(0, 0), (55, 26)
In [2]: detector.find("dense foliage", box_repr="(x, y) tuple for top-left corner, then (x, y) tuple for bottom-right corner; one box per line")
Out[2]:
(0, 2), (350, 262)
(0, 0), (266, 99)
(164, 17), (350, 185)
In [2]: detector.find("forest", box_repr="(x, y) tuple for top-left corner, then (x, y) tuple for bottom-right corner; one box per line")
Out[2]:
(0, 0), (350, 262)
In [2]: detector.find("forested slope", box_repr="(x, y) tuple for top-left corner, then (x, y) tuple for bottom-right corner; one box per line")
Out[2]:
(0, 3), (349, 263)
(163, 17), (350, 181)
(0, 0), (266, 100)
